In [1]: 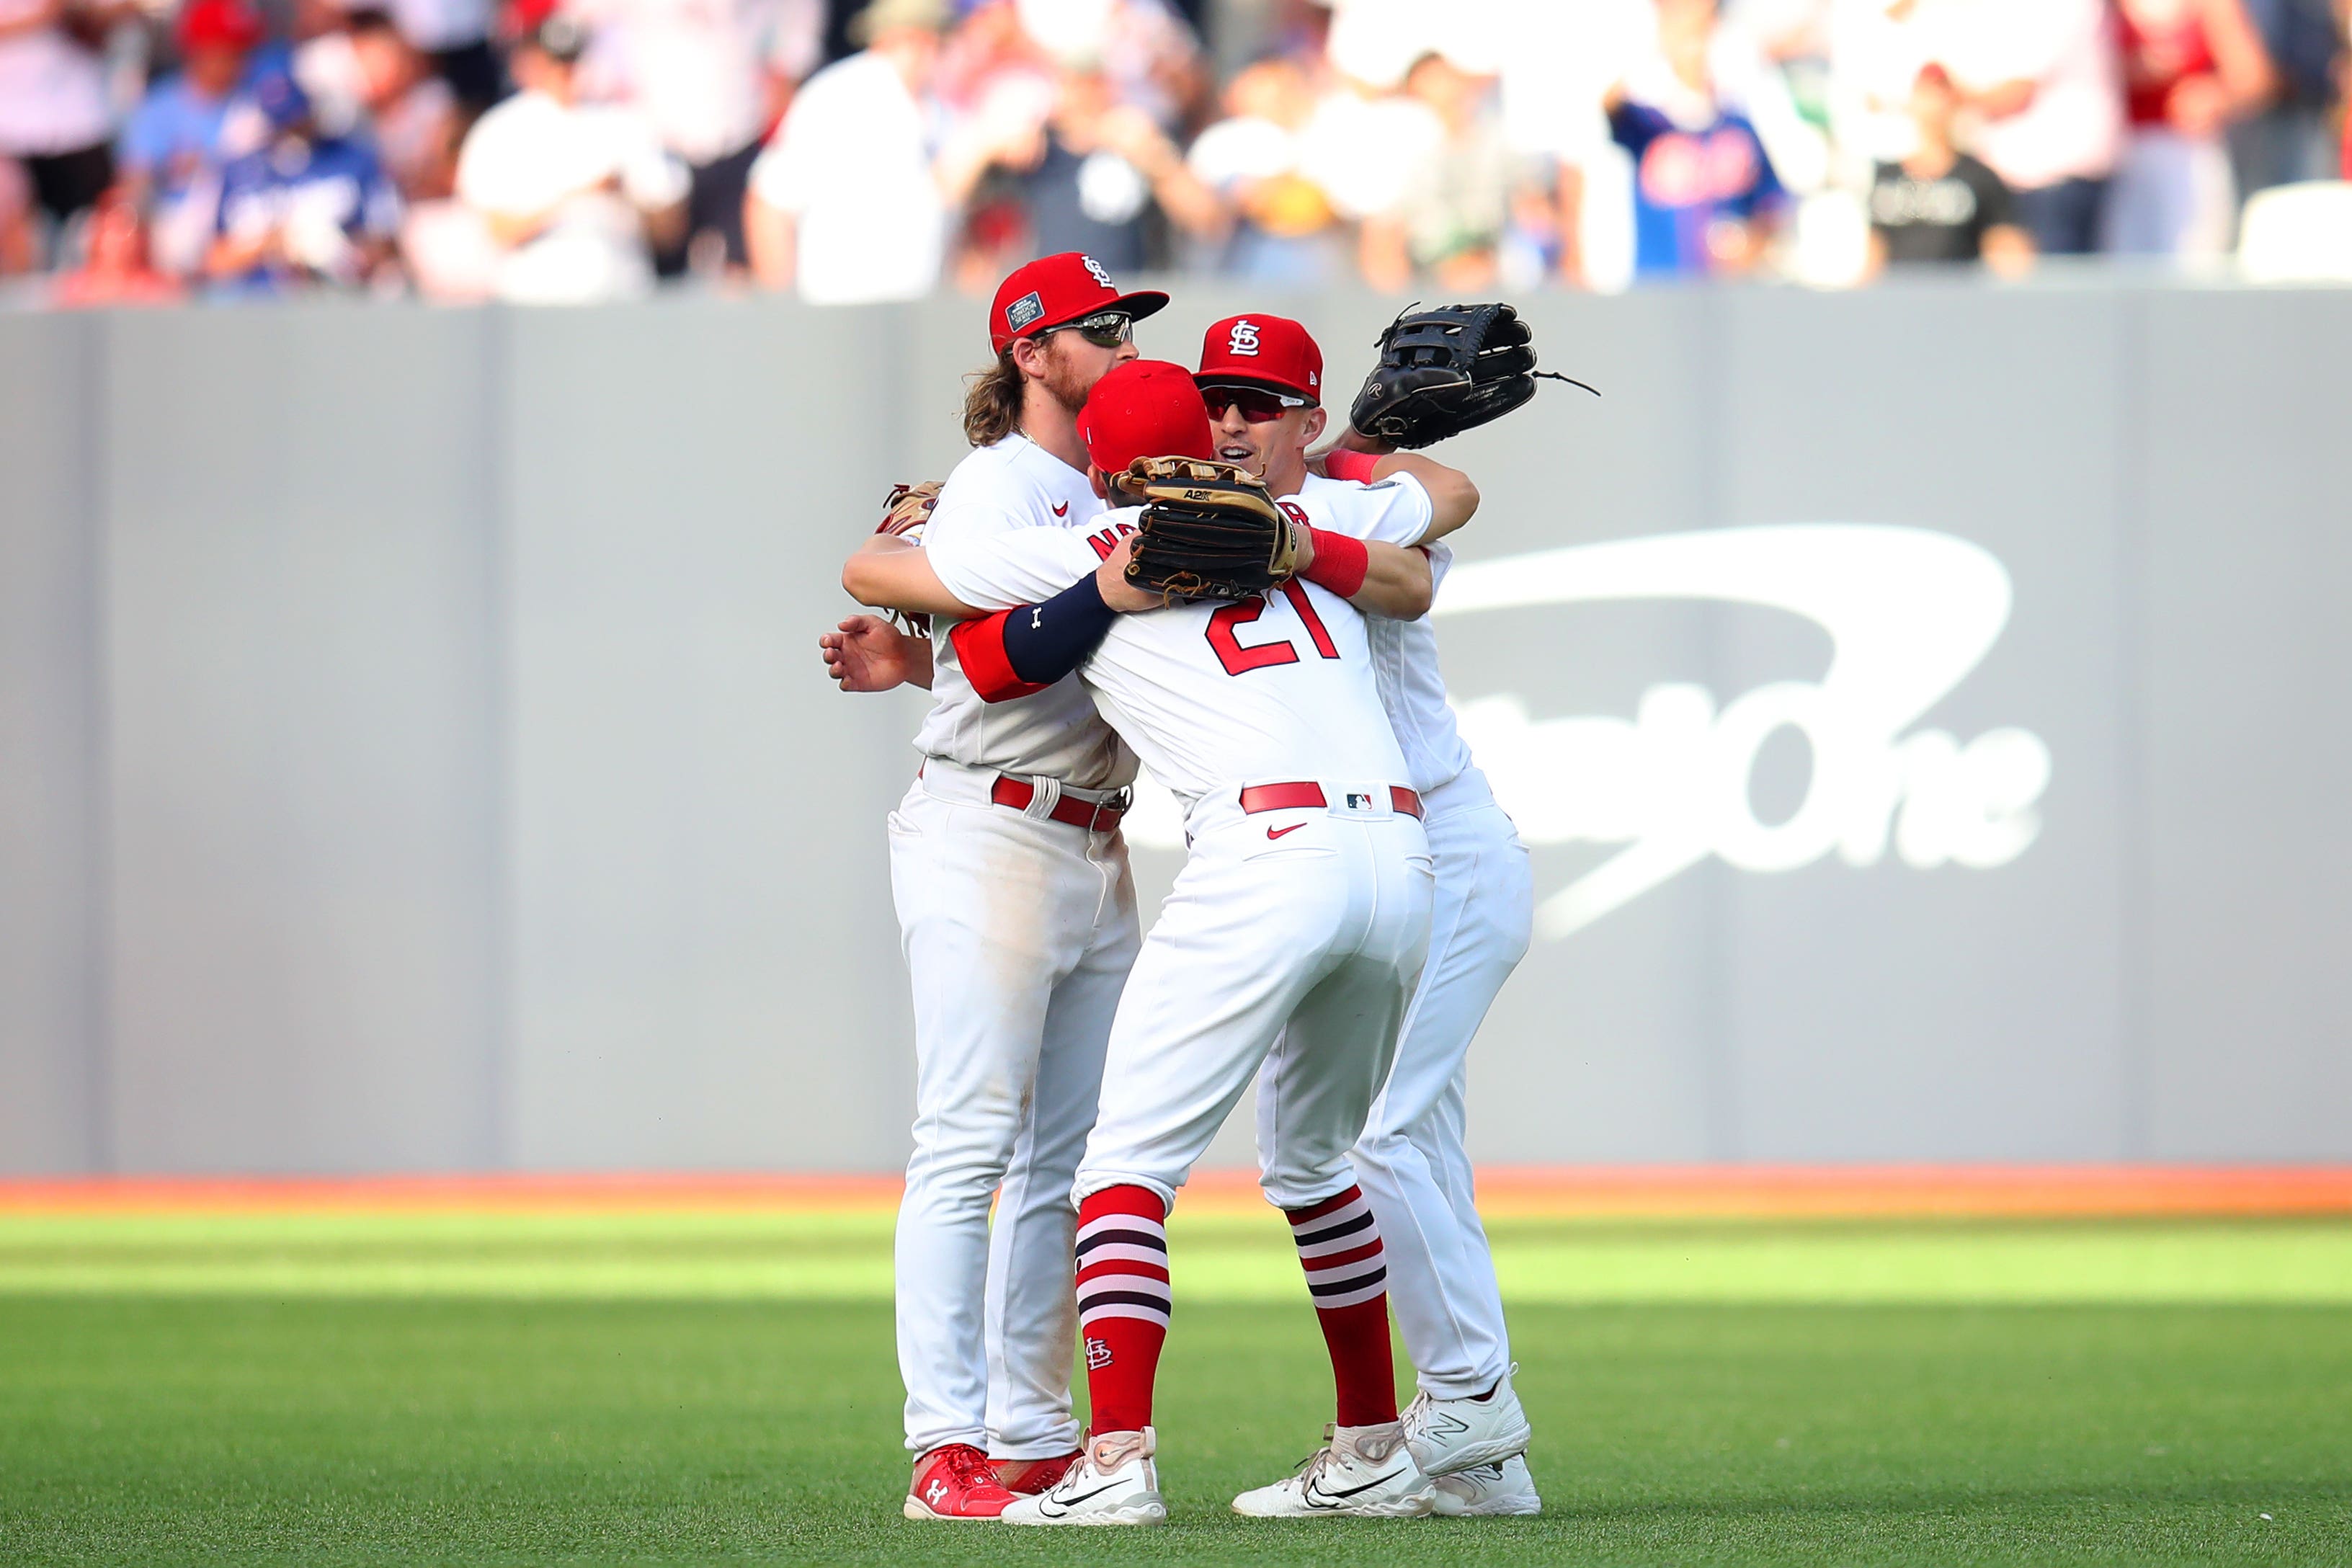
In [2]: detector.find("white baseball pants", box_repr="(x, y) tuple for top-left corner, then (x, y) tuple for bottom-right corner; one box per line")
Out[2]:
(1076, 785), (1434, 1212)
(1345, 768), (1533, 1399)
(888, 759), (1140, 1459)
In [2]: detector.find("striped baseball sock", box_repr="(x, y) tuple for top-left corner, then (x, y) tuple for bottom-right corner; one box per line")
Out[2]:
(1286, 1185), (1399, 1427)
(1074, 1185), (1170, 1435)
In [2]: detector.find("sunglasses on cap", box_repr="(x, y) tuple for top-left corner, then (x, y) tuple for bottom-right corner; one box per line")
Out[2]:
(1200, 385), (1308, 423)
(1055, 311), (1134, 348)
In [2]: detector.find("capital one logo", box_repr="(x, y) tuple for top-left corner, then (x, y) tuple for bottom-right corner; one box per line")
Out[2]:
(1123, 524), (2052, 941)
(1435, 525), (2052, 938)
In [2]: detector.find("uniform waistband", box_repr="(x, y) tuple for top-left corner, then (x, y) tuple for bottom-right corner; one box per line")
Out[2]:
(915, 756), (1131, 831)
(1183, 777), (1426, 839)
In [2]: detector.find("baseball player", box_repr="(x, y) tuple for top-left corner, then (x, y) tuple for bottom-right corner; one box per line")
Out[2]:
(822, 253), (1171, 1521)
(1194, 312), (1542, 1515)
(845, 357), (1482, 1523)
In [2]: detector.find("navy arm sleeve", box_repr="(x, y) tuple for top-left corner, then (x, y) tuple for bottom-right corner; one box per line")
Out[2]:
(947, 572), (1120, 703)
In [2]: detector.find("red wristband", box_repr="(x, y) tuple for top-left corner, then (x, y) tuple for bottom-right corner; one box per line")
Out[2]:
(1302, 528), (1370, 600)
(1322, 448), (1381, 484)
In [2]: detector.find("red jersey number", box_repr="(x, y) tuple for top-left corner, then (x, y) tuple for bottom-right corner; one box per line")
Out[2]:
(1206, 583), (1341, 677)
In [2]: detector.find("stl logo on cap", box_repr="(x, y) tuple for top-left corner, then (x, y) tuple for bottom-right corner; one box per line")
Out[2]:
(1082, 255), (1113, 289)
(1227, 320), (1262, 357)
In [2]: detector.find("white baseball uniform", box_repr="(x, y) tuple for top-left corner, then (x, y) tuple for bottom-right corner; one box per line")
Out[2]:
(1275, 473), (1536, 1401)
(928, 478), (1435, 1213)
(891, 431), (1142, 1461)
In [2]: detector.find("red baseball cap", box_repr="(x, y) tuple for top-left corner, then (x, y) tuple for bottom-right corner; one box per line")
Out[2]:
(1195, 313), (1322, 406)
(177, 0), (264, 52)
(989, 252), (1170, 355)
(1079, 360), (1216, 475)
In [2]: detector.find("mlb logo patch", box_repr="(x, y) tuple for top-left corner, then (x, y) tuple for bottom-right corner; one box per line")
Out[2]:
(1344, 792), (1376, 812)
(1005, 291), (1045, 333)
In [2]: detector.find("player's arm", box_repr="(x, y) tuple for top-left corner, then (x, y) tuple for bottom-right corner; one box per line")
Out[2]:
(1309, 446), (1480, 543)
(842, 534), (986, 620)
(950, 539), (1159, 703)
(1291, 526), (1435, 621)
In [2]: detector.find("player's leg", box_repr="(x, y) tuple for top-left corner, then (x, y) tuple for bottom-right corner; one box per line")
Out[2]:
(1353, 796), (1531, 1384)
(1233, 814), (1438, 1520)
(1350, 792), (1536, 1495)
(984, 832), (1139, 1474)
(1006, 827), (1353, 1526)
(889, 788), (1097, 1516)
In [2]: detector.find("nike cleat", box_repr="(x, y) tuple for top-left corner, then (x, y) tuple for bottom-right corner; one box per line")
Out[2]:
(1001, 1427), (1168, 1526)
(1230, 1421), (1435, 1518)
(994, 1451), (1083, 1495)
(904, 1442), (1017, 1520)
(1401, 1366), (1534, 1476)
(1431, 1455), (1542, 1517)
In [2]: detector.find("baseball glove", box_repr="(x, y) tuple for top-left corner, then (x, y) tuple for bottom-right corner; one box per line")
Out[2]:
(1348, 302), (1596, 450)
(876, 480), (941, 541)
(1124, 458), (1297, 603)
(876, 480), (942, 636)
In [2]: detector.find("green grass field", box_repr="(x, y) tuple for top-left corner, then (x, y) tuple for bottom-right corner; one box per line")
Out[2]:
(4, 1206), (2350, 1565)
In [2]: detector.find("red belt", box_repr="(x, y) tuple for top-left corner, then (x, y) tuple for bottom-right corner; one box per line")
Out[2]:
(991, 775), (1128, 832)
(1239, 782), (1422, 819)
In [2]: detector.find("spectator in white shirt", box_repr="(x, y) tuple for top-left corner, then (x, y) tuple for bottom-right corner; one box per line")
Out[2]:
(451, 10), (689, 301)
(576, 0), (822, 276)
(744, 0), (990, 303)
(0, 0), (132, 258)
(1936, 0), (2126, 255)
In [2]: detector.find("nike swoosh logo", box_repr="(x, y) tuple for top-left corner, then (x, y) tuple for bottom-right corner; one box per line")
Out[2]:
(1053, 502), (1070, 516)
(1265, 823), (1304, 839)
(1306, 1467), (1405, 1506)
(1040, 1479), (1126, 1515)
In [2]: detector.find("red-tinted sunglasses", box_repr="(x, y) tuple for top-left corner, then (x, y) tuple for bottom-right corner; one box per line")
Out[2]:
(1200, 386), (1307, 423)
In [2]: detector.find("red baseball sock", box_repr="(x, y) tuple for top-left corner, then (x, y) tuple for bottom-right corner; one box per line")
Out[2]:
(1074, 1185), (1170, 1435)
(1286, 1186), (1399, 1427)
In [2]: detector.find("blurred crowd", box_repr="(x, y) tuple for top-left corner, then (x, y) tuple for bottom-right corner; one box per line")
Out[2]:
(4, 0), (2349, 305)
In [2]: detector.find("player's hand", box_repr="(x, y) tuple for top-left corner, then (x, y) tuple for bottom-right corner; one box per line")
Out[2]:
(821, 615), (919, 692)
(1095, 536), (1159, 613)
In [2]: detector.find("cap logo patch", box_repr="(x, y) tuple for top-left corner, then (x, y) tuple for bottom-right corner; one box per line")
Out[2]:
(1081, 255), (1113, 290)
(1227, 319), (1262, 357)
(1005, 291), (1044, 333)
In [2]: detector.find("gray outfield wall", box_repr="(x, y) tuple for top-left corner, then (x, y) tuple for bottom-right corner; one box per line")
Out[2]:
(3, 280), (2348, 1175)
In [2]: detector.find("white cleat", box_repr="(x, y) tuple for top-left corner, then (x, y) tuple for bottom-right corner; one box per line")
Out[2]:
(1231, 1421), (1435, 1519)
(1000, 1427), (1168, 1526)
(1401, 1366), (1534, 1476)
(1431, 1455), (1543, 1517)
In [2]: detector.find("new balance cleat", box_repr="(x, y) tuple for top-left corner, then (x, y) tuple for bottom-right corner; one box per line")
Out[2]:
(1230, 1421), (1435, 1518)
(994, 1451), (1082, 1495)
(1431, 1455), (1542, 1517)
(904, 1442), (1017, 1520)
(1401, 1366), (1533, 1476)
(1001, 1427), (1168, 1526)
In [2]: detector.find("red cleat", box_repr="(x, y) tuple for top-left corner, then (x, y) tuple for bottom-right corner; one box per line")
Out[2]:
(904, 1443), (1017, 1520)
(993, 1451), (1084, 1495)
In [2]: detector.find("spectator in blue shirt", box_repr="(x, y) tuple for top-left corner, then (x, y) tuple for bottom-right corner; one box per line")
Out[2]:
(117, 0), (295, 274)
(208, 74), (400, 293)
(1607, 0), (1788, 280)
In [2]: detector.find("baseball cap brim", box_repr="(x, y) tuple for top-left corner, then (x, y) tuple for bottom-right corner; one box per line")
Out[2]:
(1038, 288), (1169, 337)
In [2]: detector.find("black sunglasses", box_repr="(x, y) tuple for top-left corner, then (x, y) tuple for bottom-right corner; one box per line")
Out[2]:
(1201, 386), (1306, 423)
(1056, 311), (1134, 348)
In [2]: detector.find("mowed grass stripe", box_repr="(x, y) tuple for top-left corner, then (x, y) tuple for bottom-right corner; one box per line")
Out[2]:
(1, 1211), (2350, 1303)
(1, 1293), (2348, 1565)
